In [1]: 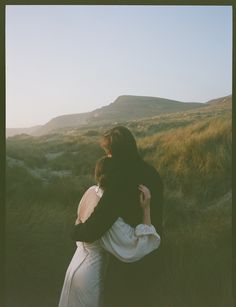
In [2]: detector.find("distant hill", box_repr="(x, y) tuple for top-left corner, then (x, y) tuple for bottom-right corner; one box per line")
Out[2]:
(6, 125), (42, 138)
(6, 94), (231, 137)
(206, 95), (231, 105)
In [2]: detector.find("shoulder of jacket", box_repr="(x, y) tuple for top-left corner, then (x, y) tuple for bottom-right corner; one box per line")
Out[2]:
(143, 162), (162, 180)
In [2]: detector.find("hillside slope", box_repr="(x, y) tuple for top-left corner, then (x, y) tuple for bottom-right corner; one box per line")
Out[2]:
(7, 94), (215, 137)
(33, 95), (208, 136)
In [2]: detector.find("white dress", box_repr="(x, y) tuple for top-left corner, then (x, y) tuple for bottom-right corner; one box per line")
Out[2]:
(58, 186), (161, 307)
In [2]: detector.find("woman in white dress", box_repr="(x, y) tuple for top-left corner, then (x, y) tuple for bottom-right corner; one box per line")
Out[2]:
(58, 157), (161, 307)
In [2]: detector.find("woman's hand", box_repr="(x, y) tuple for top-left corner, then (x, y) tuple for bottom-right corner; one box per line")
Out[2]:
(138, 184), (151, 210)
(139, 184), (152, 226)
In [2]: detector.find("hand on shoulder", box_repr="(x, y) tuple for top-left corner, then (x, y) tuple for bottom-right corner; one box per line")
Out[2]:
(139, 184), (151, 210)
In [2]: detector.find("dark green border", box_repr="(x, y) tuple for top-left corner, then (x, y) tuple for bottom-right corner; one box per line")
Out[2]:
(232, 4), (235, 305)
(0, 2), (234, 307)
(0, 4), (5, 307)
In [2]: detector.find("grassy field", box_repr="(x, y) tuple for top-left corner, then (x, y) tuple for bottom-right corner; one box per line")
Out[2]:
(6, 100), (232, 307)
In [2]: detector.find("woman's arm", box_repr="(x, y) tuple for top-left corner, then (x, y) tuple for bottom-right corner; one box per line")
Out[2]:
(141, 208), (151, 226)
(99, 185), (161, 263)
(139, 184), (151, 226)
(100, 218), (161, 263)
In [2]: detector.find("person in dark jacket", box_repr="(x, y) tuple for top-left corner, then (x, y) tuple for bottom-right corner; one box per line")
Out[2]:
(71, 126), (164, 307)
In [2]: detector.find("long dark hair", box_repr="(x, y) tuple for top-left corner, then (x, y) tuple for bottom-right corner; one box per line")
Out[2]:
(100, 126), (141, 162)
(95, 156), (114, 189)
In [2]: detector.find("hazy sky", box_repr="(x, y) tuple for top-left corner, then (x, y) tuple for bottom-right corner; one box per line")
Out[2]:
(6, 5), (232, 128)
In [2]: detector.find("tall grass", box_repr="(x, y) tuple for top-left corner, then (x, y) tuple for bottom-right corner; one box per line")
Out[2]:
(6, 105), (232, 307)
(138, 117), (231, 204)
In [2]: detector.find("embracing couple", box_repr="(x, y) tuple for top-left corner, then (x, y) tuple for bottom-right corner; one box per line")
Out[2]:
(59, 126), (164, 307)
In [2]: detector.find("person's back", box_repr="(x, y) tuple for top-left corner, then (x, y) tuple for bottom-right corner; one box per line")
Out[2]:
(104, 159), (164, 307)
(70, 126), (164, 306)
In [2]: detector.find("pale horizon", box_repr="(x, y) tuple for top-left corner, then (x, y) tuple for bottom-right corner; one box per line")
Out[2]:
(6, 5), (232, 129)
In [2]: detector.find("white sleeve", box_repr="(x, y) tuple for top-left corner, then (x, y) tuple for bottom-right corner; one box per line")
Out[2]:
(99, 217), (161, 263)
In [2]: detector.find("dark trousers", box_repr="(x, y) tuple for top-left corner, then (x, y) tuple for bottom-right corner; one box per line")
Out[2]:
(104, 254), (161, 307)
